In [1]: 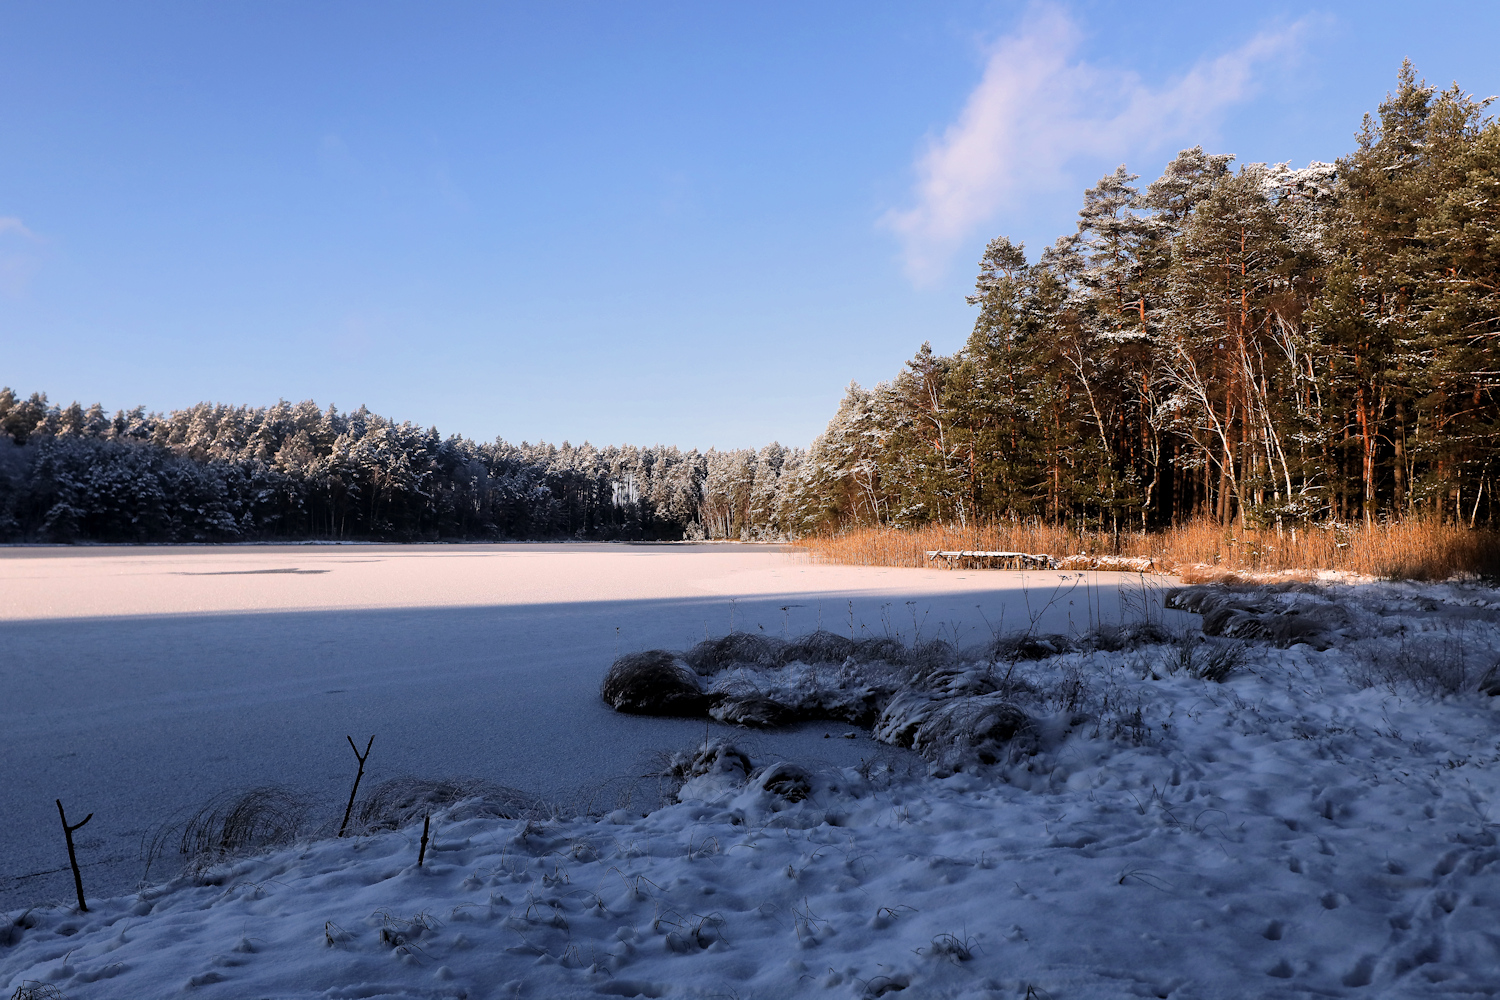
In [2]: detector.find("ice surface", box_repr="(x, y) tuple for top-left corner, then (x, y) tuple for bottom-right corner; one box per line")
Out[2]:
(6, 571), (1500, 996)
(0, 544), (1155, 912)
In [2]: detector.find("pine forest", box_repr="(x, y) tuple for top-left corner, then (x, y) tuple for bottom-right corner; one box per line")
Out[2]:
(3, 65), (1498, 544)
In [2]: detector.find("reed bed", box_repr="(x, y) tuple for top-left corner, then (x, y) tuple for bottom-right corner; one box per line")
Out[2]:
(794, 519), (1500, 581)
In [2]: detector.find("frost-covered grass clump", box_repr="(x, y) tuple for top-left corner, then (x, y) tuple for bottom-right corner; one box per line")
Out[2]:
(138, 778), (549, 889)
(602, 607), (1226, 776)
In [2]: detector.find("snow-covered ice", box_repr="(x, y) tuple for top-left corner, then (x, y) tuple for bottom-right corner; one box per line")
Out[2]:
(0, 544), (1148, 912)
(7, 548), (1500, 998)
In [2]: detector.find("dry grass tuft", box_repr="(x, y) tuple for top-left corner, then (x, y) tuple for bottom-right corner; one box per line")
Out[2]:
(143, 785), (311, 880)
(10, 983), (69, 1000)
(795, 519), (1500, 581)
(353, 777), (537, 832)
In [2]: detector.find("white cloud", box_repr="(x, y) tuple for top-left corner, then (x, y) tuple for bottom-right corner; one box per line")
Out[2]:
(0, 216), (42, 296)
(0, 216), (36, 240)
(884, 5), (1308, 283)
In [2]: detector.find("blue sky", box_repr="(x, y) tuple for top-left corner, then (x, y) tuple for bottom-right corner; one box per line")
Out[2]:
(2, 1), (1496, 450)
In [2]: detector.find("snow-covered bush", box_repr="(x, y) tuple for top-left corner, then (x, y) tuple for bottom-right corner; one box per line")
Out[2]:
(600, 650), (707, 716)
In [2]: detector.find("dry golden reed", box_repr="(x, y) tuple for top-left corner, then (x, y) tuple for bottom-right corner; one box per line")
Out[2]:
(794, 519), (1500, 581)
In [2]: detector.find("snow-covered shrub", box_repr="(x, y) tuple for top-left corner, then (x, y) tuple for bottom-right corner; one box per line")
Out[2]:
(750, 762), (812, 803)
(602, 629), (1135, 772)
(849, 636), (911, 664)
(876, 692), (1037, 774)
(680, 630), (970, 678)
(706, 657), (908, 727)
(907, 639), (959, 675)
(601, 651), (707, 715)
(1082, 620), (1172, 652)
(1347, 629), (1479, 697)
(665, 741), (752, 783)
(709, 693), (793, 727)
(1194, 638), (1249, 682)
(1167, 583), (1348, 649)
(779, 629), (853, 664)
(1166, 631), (1248, 682)
(682, 632), (782, 673)
(981, 632), (1075, 661)
(649, 740), (756, 803)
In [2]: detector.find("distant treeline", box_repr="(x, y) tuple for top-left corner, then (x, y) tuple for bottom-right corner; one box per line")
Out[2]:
(7, 65), (1499, 544)
(0, 392), (808, 542)
(795, 65), (1500, 531)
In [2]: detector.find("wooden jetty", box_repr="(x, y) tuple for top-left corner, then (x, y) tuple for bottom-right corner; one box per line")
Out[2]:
(925, 550), (1060, 570)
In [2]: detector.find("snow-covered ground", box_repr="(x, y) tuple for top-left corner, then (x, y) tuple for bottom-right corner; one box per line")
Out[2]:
(0, 544), (1150, 913)
(8, 550), (1500, 998)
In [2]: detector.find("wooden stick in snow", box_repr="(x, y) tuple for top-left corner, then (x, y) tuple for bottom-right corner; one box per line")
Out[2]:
(56, 799), (92, 912)
(338, 735), (374, 838)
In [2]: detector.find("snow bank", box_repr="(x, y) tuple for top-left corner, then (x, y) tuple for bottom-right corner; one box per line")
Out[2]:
(8, 577), (1500, 997)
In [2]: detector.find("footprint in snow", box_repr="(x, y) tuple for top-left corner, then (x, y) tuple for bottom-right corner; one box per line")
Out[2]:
(1433, 849), (1462, 876)
(1341, 954), (1376, 988)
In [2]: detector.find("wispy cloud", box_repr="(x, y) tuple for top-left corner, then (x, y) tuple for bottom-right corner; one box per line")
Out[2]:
(884, 5), (1309, 283)
(0, 216), (42, 297)
(0, 216), (36, 239)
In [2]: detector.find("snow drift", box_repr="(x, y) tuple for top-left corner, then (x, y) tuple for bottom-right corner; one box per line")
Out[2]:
(10, 576), (1500, 998)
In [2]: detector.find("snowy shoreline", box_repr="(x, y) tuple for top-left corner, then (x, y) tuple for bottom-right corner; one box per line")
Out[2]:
(1, 547), (1166, 915)
(7, 575), (1500, 998)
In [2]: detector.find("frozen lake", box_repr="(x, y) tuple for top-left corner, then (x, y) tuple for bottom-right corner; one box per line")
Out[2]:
(0, 543), (1163, 910)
